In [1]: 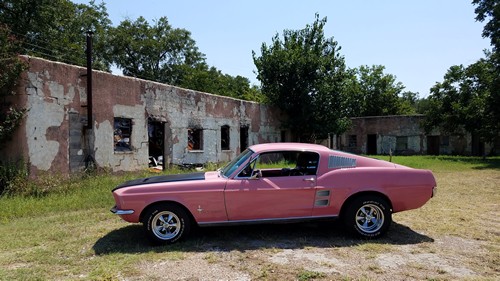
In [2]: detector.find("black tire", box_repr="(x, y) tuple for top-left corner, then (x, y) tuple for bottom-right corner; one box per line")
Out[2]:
(343, 195), (392, 238)
(143, 203), (191, 245)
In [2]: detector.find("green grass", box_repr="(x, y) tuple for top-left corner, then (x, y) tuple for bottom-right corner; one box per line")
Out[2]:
(297, 270), (326, 281)
(0, 168), (189, 222)
(370, 155), (500, 171)
(0, 156), (499, 280)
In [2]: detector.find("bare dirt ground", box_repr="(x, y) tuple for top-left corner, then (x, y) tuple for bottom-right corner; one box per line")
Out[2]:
(97, 218), (498, 281)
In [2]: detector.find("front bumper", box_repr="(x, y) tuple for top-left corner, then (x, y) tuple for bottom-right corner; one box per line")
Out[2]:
(110, 205), (135, 215)
(432, 186), (437, 198)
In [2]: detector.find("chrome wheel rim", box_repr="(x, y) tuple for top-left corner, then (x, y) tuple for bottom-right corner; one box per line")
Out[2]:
(152, 211), (181, 240)
(355, 204), (385, 234)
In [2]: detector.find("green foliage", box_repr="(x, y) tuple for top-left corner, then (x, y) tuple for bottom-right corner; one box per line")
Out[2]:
(473, 0), (500, 145)
(0, 0), (112, 70)
(473, 0), (500, 53)
(178, 65), (265, 102)
(297, 270), (326, 281)
(399, 91), (419, 115)
(422, 1), (499, 146)
(108, 16), (263, 101)
(345, 65), (411, 117)
(109, 16), (205, 84)
(0, 25), (28, 144)
(422, 53), (498, 143)
(0, 107), (26, 144)
(0, 159), (28, 196)
(253, 14), (351, 141)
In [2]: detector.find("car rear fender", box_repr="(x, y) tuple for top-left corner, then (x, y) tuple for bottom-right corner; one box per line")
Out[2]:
(339, 191), (393, 219)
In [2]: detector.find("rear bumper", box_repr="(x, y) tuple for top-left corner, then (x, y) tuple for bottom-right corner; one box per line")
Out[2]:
(110, 205), (135, 215)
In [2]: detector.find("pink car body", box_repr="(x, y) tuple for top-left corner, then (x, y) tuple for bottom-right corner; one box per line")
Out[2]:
(111, 143), (437, 244)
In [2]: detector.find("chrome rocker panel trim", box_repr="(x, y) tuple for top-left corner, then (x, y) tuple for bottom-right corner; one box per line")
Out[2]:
(197, 215), (338, 227)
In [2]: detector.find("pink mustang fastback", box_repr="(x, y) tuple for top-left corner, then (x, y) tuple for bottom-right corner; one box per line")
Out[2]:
(111, 143), (436, 244)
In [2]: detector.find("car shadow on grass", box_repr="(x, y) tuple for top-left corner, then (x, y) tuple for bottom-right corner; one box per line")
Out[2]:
(93, 220), (433, 255)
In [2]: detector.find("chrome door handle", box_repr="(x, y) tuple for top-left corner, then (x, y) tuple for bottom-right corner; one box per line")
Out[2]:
(303, 178), (315, 182)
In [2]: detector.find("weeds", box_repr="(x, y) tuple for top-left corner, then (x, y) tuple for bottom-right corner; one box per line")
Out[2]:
(297, 270), (326, 281)
(0, 159), (28, 196)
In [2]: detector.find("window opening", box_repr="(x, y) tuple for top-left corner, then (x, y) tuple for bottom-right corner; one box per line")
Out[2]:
(281, 130), (287, 142)
(348, 135), (357, 147)
(114, 118), (132, 151)
(188, 128), (203, 150)
(240, 126), (249, 152)
(221, 125), (230, 150)
(396, 136), (408, 151)
(441, 136), (450, 146)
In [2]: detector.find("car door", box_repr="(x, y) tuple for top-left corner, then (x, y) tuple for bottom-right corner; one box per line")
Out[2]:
(224, 151), (319, 221)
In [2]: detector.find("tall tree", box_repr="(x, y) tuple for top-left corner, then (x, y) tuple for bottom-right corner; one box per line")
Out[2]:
(473, 0), (500, 140)
(177, 65), (264, 102)
(109, 16), (262, 101)
(399, 91), (419, 115)
(253, 14), (350, 141)
(109, 16), (206, 84)
(422, 54), (496, 143)
(473, 0), (500, 53)
(0, 25), (28, 144)
(352, 65), (406, 116)
(0, 0), (112, 70)
(424, 0), (500, 149)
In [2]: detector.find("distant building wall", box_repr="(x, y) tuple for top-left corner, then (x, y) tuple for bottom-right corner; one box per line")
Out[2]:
(338, 115), (476, 155)
(2, 57), (286, 176)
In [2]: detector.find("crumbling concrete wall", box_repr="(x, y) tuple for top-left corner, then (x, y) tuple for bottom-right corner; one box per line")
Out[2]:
(339, 115), (474, 155)
(2, 57), (285, 175)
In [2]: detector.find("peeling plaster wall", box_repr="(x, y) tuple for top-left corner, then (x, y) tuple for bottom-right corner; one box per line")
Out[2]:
(2, 57), (89, 176)
(4, 57), (284, 175)
(142, 83), (282, 165)
(339, 115), (473, 155)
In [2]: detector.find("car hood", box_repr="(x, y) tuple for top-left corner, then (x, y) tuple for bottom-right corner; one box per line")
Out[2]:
(112, 172), (206, 192)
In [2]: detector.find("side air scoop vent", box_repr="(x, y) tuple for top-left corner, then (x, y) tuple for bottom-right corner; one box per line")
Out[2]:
(328, 156), (356, 169)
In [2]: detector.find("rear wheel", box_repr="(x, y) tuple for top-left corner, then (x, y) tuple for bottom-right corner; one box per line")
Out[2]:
(143, 204), (191, 245)
(344, 195), (392, 238)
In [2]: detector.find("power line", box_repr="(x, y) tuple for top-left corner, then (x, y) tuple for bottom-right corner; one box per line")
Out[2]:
(5, 28), (91, 66)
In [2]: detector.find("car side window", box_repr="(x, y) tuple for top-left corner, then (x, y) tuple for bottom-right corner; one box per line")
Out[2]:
(237, 158), (256, 178)
(238, 151), (319, 178)
(292, 152), (319, 175)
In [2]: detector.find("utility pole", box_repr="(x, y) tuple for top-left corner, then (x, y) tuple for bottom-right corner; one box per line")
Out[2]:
(85, 30), (93, 129)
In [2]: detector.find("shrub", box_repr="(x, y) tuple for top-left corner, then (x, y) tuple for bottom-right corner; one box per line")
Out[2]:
(0, 159), (28, 196)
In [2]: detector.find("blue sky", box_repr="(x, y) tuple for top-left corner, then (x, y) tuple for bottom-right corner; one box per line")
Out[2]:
(76, 0), (490, 97)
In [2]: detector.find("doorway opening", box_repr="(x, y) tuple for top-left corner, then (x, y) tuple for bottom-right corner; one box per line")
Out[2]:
(427, 136), (440, 155)
(240, 126), (249, 152)
(148, 119), (165, 170)
(367, 134), (377, 155)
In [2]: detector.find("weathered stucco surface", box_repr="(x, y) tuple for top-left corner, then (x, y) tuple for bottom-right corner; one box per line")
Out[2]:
(3, 57), (285, 175)
(340, 115), (475, 155)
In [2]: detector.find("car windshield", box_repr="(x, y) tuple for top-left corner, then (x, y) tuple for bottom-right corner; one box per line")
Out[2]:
(220, 148), (254, 178)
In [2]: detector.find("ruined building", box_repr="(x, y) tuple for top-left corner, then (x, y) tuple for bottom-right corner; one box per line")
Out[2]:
(3, 57), (497, 178)
(2, 57), (286, 176)
(336, 115), (498, 156)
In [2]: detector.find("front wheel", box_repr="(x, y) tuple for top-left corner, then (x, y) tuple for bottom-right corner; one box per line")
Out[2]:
(343, 196), (392, 238)
(143, 204), (191, 245)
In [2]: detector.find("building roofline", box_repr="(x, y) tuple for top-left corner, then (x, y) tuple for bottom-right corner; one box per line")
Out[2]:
(350, 114), (425, 120)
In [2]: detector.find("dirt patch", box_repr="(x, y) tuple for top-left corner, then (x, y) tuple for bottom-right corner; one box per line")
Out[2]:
(133, 227), (496, 281)
(135, 251), (251, 281)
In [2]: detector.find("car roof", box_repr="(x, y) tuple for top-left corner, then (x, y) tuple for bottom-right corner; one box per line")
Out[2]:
(248, 142), (331, 153)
